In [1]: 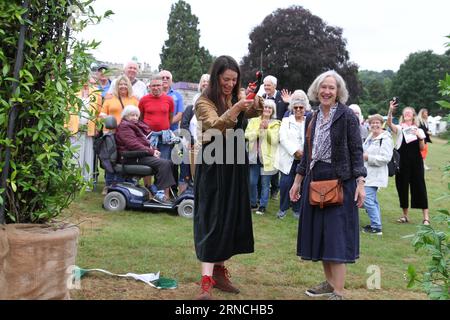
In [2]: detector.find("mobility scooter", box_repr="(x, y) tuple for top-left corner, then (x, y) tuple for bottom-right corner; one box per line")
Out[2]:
(98, 116), (194, 219)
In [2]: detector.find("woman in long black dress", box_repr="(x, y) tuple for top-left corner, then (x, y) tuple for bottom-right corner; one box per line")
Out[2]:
(289, 70), (366, 300)
(193, 56), (263, 300)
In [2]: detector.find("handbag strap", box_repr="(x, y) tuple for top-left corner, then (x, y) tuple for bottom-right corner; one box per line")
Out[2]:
(306, 111), (318, 177)
(118, 96), (125, 109)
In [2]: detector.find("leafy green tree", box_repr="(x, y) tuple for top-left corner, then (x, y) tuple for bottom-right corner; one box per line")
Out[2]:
(391, 50), (450, 115)
(159, 0), (213, 82)
(240, 6), (361, 103)
(0, 0), (110, 223)
(358, 70), (395, 116)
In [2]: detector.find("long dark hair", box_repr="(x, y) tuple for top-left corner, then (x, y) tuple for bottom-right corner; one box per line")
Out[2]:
(204, 55), (241, 115)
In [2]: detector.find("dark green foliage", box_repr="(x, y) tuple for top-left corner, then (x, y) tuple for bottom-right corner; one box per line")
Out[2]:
(358, 70), (396, 116)
(0, 0), (110, 223)
(391, 50), (450, 115)
(159, 0), (213, 82)
(240, 6), (361, 103)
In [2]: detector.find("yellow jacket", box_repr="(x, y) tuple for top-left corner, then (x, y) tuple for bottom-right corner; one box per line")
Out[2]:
(67, 87), (101, 136)
(245, 117), (281, 172)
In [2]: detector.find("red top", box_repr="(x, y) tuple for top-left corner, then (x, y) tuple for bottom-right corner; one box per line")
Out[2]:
(138, 94), (174, 132)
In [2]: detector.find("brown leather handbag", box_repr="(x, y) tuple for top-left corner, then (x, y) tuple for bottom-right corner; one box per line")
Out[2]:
(309, 179), (343, 209)
(306, 112), (343, 209)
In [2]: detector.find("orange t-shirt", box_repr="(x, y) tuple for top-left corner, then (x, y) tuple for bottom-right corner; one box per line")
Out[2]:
(101, 96), (139, 126)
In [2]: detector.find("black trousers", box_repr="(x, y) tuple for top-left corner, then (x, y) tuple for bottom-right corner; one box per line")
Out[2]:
(395, 140), (428, 209)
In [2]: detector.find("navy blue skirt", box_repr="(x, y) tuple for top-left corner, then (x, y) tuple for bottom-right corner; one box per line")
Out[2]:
(297, 162), (360, 263)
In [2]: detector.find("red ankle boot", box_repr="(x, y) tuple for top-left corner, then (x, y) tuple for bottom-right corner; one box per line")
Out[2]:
(196, 275), (215, 300)
(212, 265), (240, 294)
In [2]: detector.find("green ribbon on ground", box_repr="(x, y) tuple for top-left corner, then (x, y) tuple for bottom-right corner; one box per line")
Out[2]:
(73, 266), (177, 289)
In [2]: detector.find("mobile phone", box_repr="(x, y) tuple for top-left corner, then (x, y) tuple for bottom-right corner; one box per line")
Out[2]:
(392, 97), (399, 106)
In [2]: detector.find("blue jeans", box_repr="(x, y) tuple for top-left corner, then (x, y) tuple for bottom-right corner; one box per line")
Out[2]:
(279, 160), (300, 213)
(363, 186), (382, 229)
(249, 164), (271, 208)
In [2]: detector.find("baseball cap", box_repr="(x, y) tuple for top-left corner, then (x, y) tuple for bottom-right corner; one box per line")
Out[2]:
(97, 63), (108, 71)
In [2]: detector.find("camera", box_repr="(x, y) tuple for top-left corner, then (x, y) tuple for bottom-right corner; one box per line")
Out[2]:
(392, 97), (399, 105)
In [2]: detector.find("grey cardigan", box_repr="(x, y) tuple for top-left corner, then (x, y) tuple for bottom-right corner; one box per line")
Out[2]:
(296, 103), (367, 180)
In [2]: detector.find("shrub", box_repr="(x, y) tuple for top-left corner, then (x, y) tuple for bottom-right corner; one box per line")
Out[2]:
(0, 0), (112, 223)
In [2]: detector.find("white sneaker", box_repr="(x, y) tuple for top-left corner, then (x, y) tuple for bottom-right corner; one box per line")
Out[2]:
(255, 207), (266, 215)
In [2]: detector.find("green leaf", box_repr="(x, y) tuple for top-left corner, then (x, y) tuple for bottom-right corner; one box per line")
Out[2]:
(436, 100), (450, 109)
(11, 181), (17, 192)
(104, 10), (114, 18)
(2, 64), (9, 76)
(406, 265), (417, 288)
(56, 81), (63, 93)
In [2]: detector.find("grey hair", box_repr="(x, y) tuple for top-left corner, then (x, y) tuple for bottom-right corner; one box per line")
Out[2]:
(150, 74), (163, 82)
(159, 70), (173, 80)
(121, 105), (141, 119)
(348, 104), (363, 123)
(307, 70), (349, 104)
(263, 75), (277, 87)
(263, 99), (277, 119)
(123, 60), (140, 72)
(289, 90), (310, 111)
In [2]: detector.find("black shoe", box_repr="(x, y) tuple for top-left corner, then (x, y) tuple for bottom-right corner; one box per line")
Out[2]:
(362, 226), (382, 235)
(251, 205), (259, 212)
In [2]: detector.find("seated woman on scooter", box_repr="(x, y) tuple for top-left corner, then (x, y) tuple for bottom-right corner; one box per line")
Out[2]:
(115, 105), (175, 202)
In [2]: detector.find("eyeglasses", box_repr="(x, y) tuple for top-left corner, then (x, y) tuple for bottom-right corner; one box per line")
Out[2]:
(293, 106), (304, 110)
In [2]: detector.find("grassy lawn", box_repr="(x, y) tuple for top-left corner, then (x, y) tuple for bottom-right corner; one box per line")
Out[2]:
(67, 137), (449, 300)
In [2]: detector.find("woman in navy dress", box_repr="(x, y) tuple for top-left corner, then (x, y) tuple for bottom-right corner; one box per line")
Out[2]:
(290, 70), (366, 300)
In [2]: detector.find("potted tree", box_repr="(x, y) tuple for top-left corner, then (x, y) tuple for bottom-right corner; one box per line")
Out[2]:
(0, 0), (111, 299)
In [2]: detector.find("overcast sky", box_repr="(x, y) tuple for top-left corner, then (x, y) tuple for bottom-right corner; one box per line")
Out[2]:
(79, 0), (450, 73)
